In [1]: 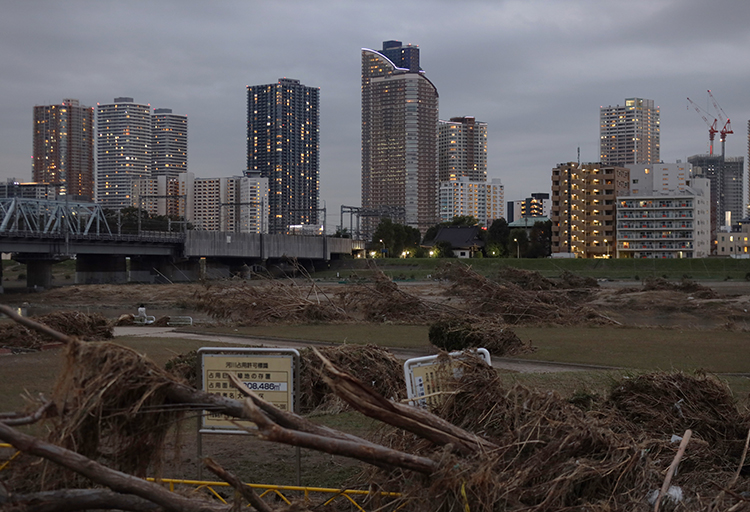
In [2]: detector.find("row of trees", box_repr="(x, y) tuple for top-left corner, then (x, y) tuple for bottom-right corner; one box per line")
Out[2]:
(102, 207), (190, 234)
(368, 216), (552, 258)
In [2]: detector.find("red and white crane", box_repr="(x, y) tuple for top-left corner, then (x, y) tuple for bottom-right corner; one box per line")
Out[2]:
(707, 89), (733, 158)
(686, 96), (717, 156)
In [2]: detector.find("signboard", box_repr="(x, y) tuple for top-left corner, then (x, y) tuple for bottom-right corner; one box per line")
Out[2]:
(404, 349), (491, 408)
(199, 348), (299, 434)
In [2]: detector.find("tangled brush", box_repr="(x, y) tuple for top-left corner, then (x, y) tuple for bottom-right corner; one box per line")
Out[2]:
(193, 280), (349, 325)
(337, 268), (456, 323)
(299, 344), (404, 413)
(435, 263), (611, 326)
(0, 311), (112, 351)
(365, 360), (750, 511)
(31, 339), (186, 490)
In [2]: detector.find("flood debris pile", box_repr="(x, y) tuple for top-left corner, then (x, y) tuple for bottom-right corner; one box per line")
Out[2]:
(362, 358), (750, 511)
(337, 269), (455, 323)
(0, 311), (112, 351)
(4, 338), (185, 495)
(428, 317), (533, 356)
(299, 344), (404, 414)
(644, 277), (719, 299)
(193, 279), (349, 325)
(435, 262), (613, 326)
(3, 321), (750, 511)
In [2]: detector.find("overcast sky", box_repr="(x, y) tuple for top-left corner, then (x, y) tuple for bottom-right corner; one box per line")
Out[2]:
(2, 0), (749, 227)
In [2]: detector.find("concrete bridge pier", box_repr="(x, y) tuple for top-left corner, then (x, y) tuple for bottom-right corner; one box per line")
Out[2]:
(76, 255), (127, 284)
(13, 254), (65, 291)
(26, 260), (53, 289)
(130, 255), (176, 284)
(170, 258), (202, 282)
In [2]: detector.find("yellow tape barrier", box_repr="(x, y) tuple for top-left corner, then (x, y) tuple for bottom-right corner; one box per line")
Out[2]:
(0, 446), (403, 512)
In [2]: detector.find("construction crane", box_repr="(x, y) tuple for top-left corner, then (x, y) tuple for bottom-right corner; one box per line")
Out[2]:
(687, 96), (718, 156)
(707, 89), (733, 158)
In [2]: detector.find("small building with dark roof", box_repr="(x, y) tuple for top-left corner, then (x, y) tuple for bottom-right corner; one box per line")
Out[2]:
(425, 226), (485, 258)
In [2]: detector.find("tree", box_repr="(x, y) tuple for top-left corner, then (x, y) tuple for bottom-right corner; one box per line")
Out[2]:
(527, 220), (552, 258)
(486, 218), (510, 250)
(333, 227), (350, 238)
(104, 207), (188, 234)
(434, 239), (454, 258)
(372, 218), (421, 258)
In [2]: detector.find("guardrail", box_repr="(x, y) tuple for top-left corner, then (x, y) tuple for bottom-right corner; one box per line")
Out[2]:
(0, 445), (402, 511)
(148, 478), (402, 511)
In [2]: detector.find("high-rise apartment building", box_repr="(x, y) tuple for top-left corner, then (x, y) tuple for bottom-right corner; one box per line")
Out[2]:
(133, 172), (269, 233)
(33, 99), (94, 200)
(688, 154), (744, 234)
(96, 97), (152, 209)
(438, 177), (503, 225)
(438, 117), (487, 182)
(152, 108), (187, 179)
(616, 164), (710, 259)
(361, 40), (439, 235)
(551, 162), (630, 258)
(246, 78), (319, 234)
(507, 194), (551, 222)
(600, 98), (660, 167)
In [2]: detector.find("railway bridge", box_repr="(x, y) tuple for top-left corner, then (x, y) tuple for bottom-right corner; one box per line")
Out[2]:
(0, 198), (361, 290)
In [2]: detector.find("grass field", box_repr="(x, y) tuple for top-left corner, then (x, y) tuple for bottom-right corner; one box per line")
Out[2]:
(321, 257), (750, 281)
(192, 324), (750, 373)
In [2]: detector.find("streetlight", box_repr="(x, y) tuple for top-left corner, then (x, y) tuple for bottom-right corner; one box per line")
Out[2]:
(604, 238), (610, 258)
(514, 238), (520, 259)
(379, 238), (386, 258)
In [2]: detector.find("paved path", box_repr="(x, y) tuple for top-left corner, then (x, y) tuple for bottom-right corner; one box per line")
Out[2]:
(114, 327), (616, 374)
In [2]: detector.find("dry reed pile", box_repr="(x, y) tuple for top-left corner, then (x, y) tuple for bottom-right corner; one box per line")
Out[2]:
(368, 358), (750, 511)
(435, 262), (612, 325)
(192, 280), (349, 325)
(7, 339), (185, 493)
(0, 311), (112, 351)
(336, 268), (455, 323)
(299, 344), (404, 413)
(644, 277), (718, 298)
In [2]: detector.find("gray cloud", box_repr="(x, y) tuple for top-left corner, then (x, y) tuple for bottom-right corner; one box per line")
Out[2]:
(2, 0), (749, 225)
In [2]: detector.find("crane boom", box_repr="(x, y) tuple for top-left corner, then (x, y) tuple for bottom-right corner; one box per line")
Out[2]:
(687, 97), (718, 156)
(707, 90), (733, 157)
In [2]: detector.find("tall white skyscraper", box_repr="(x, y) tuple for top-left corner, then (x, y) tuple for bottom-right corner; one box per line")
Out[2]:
(96, 97), (152, 208)
(600, 98), (660, 167)
(438, 117), (487, 182)
(152, 108), (187, 179)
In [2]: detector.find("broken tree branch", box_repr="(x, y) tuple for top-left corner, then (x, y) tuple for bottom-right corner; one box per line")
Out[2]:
(204, 457), (273, 512)
(314, 348), (498, 456)
(242, 398), (439, 474)
(0, 488), (160, 512)
(2, 401), (56, 427)
(0, 421), (226, 512)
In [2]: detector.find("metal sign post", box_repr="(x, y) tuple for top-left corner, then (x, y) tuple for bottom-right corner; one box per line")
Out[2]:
(197, 348), (300, 484)
(404, 349), (491, 407)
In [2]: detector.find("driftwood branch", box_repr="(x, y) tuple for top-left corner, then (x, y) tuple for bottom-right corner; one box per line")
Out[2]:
(0, 488), (160, 512)
(242, 398), (439, 474)
(654, 429), (691, 512)
(2, 401), (56, 426)
(227, 373), (390, 450)
(314, 348), (498, 455)
(0, 304), (74, 344)
(0, 421), (226, 512)
(204, 457), (273, 512)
